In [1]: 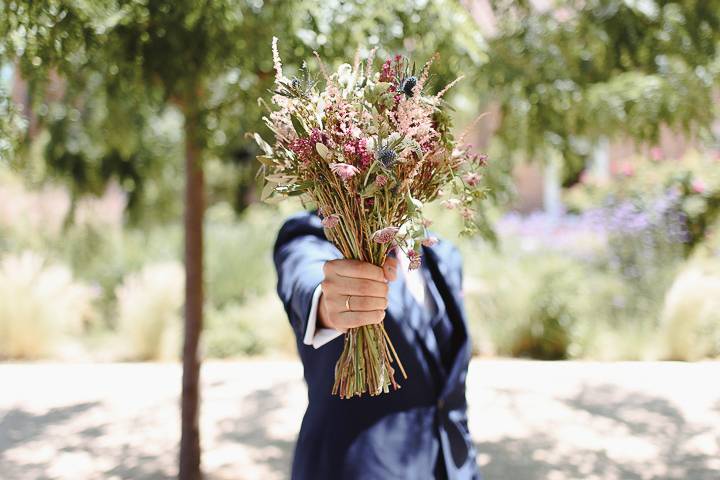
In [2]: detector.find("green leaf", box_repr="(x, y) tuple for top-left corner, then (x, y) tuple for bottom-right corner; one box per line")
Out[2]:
(405, 191), (422, 214)
(361, 182), (379, 197)
(256, 155), (275, 167)
(253, 133), (273, 156)
(290, 114), (308, 136)
(315, 142), (331, 160)
(265, 173), (296, 183)
(260, 182), (277, 201)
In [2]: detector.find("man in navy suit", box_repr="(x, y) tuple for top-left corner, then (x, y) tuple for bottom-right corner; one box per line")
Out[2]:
(273, 211), (483, 480)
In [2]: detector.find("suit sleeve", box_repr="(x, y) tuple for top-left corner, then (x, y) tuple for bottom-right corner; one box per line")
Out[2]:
(273, 212), (343, 343)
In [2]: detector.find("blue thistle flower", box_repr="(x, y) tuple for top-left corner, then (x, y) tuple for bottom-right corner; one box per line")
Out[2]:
(401, 76), (418, 97)
(376, 147), (398, 169)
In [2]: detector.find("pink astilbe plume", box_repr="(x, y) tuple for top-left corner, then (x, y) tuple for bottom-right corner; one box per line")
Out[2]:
(394, 98), (437, 147)
(271, 36), (283, 83)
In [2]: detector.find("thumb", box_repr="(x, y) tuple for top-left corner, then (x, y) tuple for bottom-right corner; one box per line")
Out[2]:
(382, 256), (399, 282)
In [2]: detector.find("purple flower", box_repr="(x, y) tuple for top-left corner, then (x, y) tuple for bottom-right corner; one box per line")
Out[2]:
(372, 226), (399, 244)
(330, 162), (360, 181)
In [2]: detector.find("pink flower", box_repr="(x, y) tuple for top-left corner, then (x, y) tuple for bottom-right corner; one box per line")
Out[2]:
(461, 207), (475, 220)
(372, 226), (399, 244)
(289, 137), (314, 162)
(476, 152), (489, 166)
(613, 161), (635, 177)
(407, 250), (422, 270)
(691, 179), (707, 194)
(650, 147), (663, 161)
(321, 214), (340, 228)
(441, 198), (461, 210)
(330, 162), (360, 181)
(375, 175), (388, 187)
(462, 172), (482, 187)
(422, 236), (438, 247)
(421, 218), (433, 228)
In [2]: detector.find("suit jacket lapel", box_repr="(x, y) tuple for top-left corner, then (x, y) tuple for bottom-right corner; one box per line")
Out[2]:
(422, 245), (471, 400)
(386, 260), (444, 390)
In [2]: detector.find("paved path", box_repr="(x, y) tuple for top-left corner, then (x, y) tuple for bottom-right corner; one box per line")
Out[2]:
(1, 359), (719, 480)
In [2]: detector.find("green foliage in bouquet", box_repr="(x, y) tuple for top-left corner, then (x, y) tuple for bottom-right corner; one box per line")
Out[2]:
(255, 40), (489, 398)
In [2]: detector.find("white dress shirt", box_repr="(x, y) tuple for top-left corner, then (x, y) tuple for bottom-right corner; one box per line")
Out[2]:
(304, 249), (429, 349)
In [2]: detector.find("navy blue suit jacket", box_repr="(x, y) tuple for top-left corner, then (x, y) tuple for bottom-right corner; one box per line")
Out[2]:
(273, 212), (482, 480)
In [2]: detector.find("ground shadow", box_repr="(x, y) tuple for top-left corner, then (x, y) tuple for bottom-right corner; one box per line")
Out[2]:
(217, 384), (297, 479)
(0, 401), (174, 480)
(474, 382), (720, 480)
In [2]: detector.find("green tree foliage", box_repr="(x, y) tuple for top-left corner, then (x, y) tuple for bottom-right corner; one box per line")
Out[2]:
(0, 0), (483, 221)
(485, 0), (720, 178)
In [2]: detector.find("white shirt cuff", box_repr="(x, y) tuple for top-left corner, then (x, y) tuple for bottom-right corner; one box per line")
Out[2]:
(303, 284), (345, 349)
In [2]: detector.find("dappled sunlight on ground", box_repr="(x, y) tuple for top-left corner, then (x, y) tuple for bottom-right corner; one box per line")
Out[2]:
(1, 360), (719, 480)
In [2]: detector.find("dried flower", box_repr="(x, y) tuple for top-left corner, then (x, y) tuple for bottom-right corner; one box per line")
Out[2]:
(376, 147), (398, 169)
(401, 76), (418, 97)
(330, 163), (360, 181)
(321, 214), (340, 228)
(462, 172), (482, 187)
(407, 250), (422, 270)
(372, 226), (400, 244)
(441, 198), (461, 210)
(271, 36), (283, 83)
(421, 236), (438, 247)
(435, 75), (464, 99)
(254, 45), (491, 400)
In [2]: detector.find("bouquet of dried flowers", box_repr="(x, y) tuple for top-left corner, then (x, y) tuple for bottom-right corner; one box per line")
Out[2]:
(255, 38), (488, 399)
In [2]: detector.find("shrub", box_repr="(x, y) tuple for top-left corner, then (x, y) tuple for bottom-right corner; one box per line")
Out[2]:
(203, 293), (295, 358)
(114, 261), (184, 361)
(461, 244), (584, 360)
(565, 151), (720, 252)
(0, 251), (96, 359)
(205, 202), (284, 307)
(659, 260), (720, 361)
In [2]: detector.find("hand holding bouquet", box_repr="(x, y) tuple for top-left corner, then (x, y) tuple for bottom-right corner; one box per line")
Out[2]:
(255, 39), (488, 399)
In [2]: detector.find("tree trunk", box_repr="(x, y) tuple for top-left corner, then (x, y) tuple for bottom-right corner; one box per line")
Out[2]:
(179, 110), (205, 480)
